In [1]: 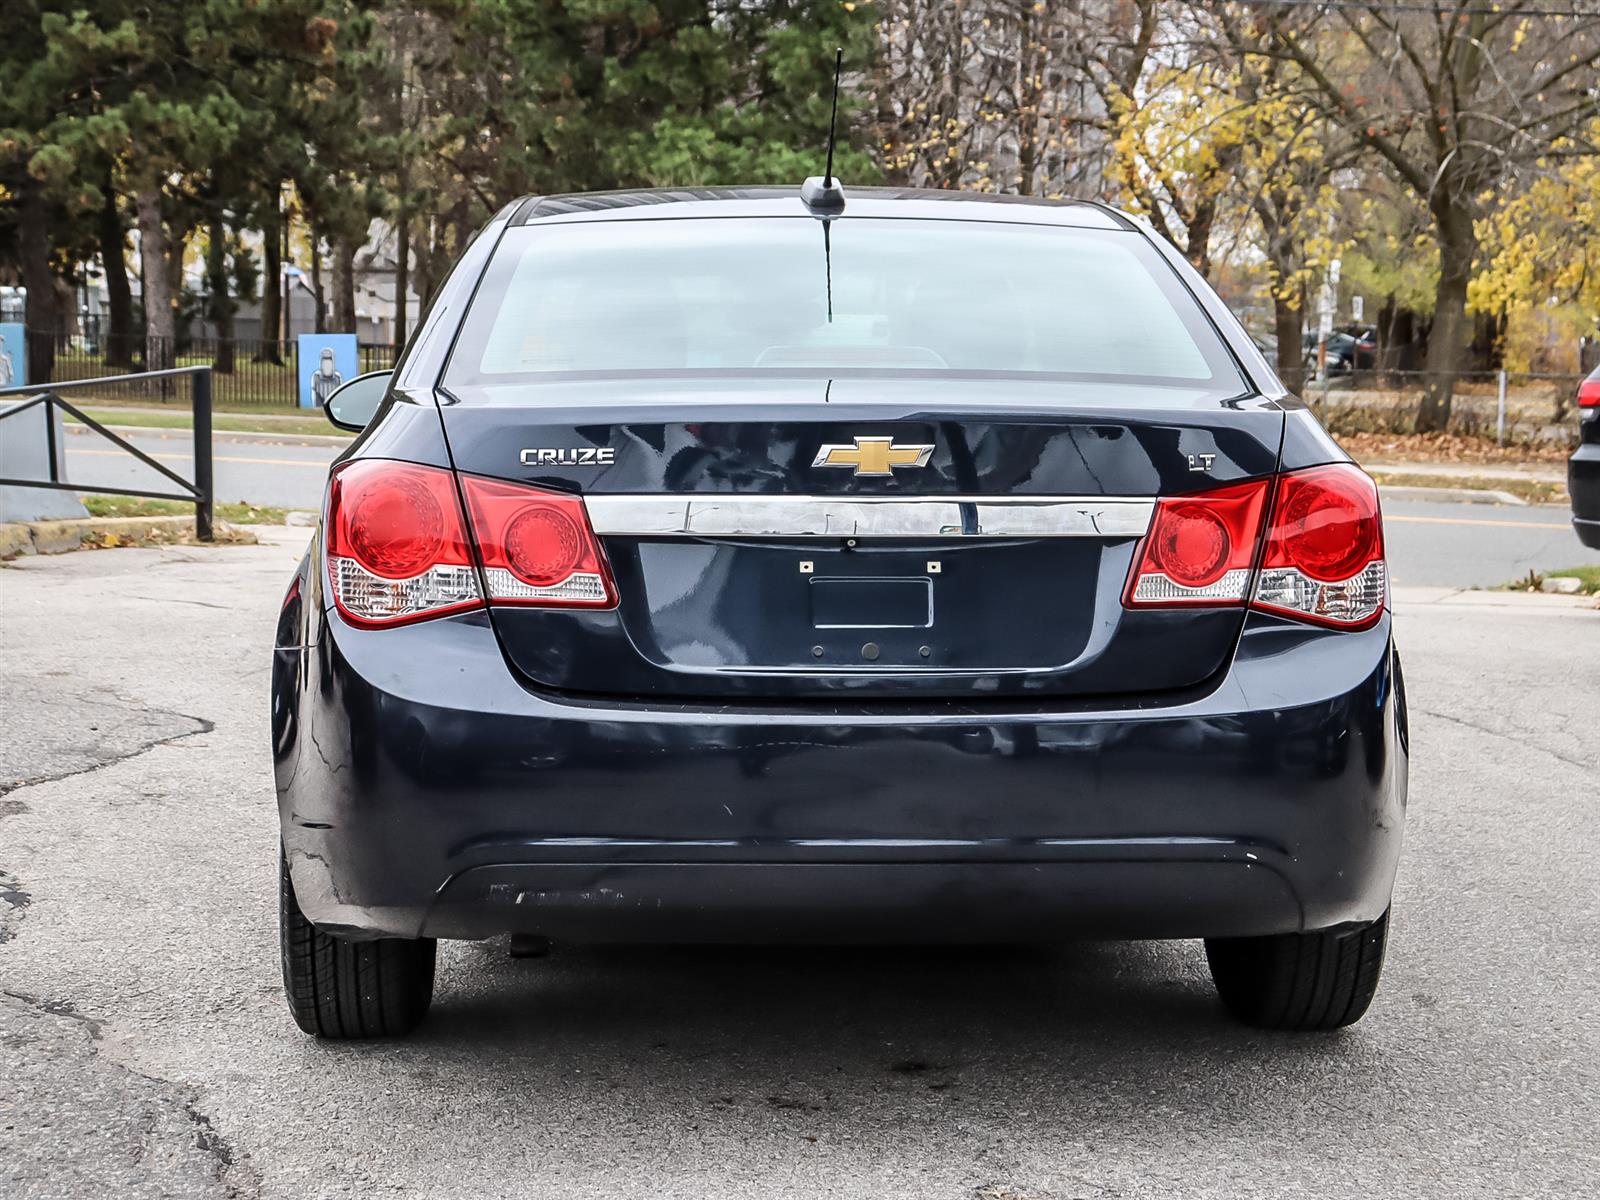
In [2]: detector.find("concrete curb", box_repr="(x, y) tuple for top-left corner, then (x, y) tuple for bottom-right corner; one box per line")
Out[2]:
(1393, 585), (1598, 611)
(1377, 484), (1528, 506)
(61, 422), (350, 449)
(0, 515), (256, 558)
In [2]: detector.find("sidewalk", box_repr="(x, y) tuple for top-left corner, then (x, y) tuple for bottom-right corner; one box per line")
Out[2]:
(1363, 460), (1567, 484)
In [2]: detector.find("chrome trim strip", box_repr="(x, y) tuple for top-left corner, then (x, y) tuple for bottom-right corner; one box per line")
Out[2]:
(584, 495), (1155, 538)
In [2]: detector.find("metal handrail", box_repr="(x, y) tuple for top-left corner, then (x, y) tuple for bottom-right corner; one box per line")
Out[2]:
(0, 366), (214, 540)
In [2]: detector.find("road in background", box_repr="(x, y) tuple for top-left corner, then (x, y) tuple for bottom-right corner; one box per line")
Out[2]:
(1382, 498), (1597, 587)
(63, 427), (340, 512)
(1, 531), (1595, 1199)
(61, 427), (1600, 588)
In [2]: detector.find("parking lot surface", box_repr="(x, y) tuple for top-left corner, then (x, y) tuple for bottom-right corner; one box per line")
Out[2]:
(2, 531), (1597, 1199)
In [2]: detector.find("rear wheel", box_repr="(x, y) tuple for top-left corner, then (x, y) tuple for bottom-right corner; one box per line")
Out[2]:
(278, 850), (435, 1038)
(1205, 909), (1388, 1030)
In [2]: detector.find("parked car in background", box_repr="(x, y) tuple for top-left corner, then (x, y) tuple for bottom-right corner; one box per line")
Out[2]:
(1304, 328), (1377, 375)
(1571, 365), (1600, 548)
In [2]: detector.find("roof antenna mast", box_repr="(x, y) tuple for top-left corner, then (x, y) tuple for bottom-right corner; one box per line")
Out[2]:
(801, 47), (847, 218)
(824, 46), (842, 187)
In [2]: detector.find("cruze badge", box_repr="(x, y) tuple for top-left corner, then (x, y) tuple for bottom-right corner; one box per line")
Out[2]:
(520, 446), (616, 467)
(813, 436), (934, 477)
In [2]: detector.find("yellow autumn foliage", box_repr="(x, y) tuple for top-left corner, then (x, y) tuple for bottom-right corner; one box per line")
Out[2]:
(1471, 122), (1600, 371)
(1472, 126), (1600, 320)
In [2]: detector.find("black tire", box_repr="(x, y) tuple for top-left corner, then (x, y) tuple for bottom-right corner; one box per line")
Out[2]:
(278, 850), (435, 1038)
(1205, 909), (1389, 1031)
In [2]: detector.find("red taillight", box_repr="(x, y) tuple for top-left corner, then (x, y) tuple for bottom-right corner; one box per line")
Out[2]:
(1124, 479), (1271, 606)
(460, 475), (616, 607)
(1254, 464), (1386, 629)
(326, 460), (483, 627)
(1125, 464), (1387, 630)
(324, 463), (617, 627)
(1579, 377), (1600, 409)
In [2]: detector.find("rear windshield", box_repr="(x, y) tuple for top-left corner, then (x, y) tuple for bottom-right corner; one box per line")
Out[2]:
(444, 216), (1243, 390)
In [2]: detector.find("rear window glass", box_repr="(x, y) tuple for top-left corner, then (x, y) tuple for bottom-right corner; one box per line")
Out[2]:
(445, 217), (1242, 389)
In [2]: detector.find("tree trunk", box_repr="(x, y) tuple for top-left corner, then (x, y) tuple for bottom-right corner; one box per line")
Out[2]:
(1273, 288), (1306, 395)
(136, 182), (176, 373)
(1376, 293), (1397, 375)
(394, 196), (410, 351)
(55, 275), (79, 337)
(1416, 217), (1475, 433)
(18, 181), (60, 382)
(206, 211), (235, 373)
(167, 222), (189, 353)
(1015, 7), (1038, 195)
(256, 190), (284, 364)
(1469, 307), (1505, 372)
(99, 176), (135, 369)
(331, 235), (357, 332)
(310, 226), (327, 333)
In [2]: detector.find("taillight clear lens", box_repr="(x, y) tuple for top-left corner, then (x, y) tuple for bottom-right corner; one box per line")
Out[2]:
(460, 475), (616, 607)
(1253, 464), (1386, 629)
(325, 460), (483, 627)
(1125, 479), (1271, 606)
(1124, 464), (1388, 631)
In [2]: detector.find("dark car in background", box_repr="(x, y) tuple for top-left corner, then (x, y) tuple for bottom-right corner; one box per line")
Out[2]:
(1304, 327), (1377, 375)
(271, 184), (1407, 1040)
(1571, 365), (1600, 548)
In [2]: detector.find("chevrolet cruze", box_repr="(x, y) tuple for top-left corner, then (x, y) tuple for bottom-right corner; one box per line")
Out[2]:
(271, 183), (1408, 1038)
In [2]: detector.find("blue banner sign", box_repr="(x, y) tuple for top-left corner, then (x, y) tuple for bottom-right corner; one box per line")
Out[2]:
(297, 333), (358, 409)
(0, 323), (26, 388)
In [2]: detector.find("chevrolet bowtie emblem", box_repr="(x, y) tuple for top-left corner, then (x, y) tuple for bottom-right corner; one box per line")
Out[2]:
(812, 436), (935, 477)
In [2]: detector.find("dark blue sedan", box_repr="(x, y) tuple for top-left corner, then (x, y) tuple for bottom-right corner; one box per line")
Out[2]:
(271, 184), (1407, 1038)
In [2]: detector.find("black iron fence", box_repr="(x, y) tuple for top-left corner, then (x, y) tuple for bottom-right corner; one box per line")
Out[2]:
(24, 331), (397, 409)
(0, 366), (215, 540)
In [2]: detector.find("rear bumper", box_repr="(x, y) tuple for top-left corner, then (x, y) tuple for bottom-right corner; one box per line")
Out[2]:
(1571, 439), (1600, 549)
(272, 603), (1408, 943)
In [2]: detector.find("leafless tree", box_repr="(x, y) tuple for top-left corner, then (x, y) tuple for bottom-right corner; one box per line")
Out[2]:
(872, 0), (1129, 198)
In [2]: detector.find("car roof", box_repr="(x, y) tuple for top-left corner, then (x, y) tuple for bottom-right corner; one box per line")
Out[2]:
(508, 186), (1130, 231)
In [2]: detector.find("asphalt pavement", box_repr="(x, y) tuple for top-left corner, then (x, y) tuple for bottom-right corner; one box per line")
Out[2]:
(1, 528), (1596, 1199)
(62, 426), (338, 512)
(59, 426), (1600, 588)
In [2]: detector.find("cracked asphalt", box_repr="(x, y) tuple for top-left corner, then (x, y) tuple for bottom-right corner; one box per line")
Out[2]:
(1, 530), (1597, 1199)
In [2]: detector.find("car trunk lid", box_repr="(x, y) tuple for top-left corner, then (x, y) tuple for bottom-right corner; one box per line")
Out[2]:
(440, 376), (1284, 700)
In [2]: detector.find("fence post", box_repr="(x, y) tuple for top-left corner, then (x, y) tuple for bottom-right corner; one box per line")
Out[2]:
(1496, 369), (1507, 447)
(192, 368), (214, 541)
(44, 395), (59, 484)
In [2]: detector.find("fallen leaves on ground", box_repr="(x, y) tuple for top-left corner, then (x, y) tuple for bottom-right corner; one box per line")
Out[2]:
(1336, 430), (1573, 465)
(78, 523), (257, 551)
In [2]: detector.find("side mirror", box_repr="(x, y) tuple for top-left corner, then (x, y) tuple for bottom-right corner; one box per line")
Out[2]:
(324, 371), (393, 432)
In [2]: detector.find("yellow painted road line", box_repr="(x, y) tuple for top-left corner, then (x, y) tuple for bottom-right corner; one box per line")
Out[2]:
(1387, 514), (1569, 530)
(70, 448), (328, 468)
